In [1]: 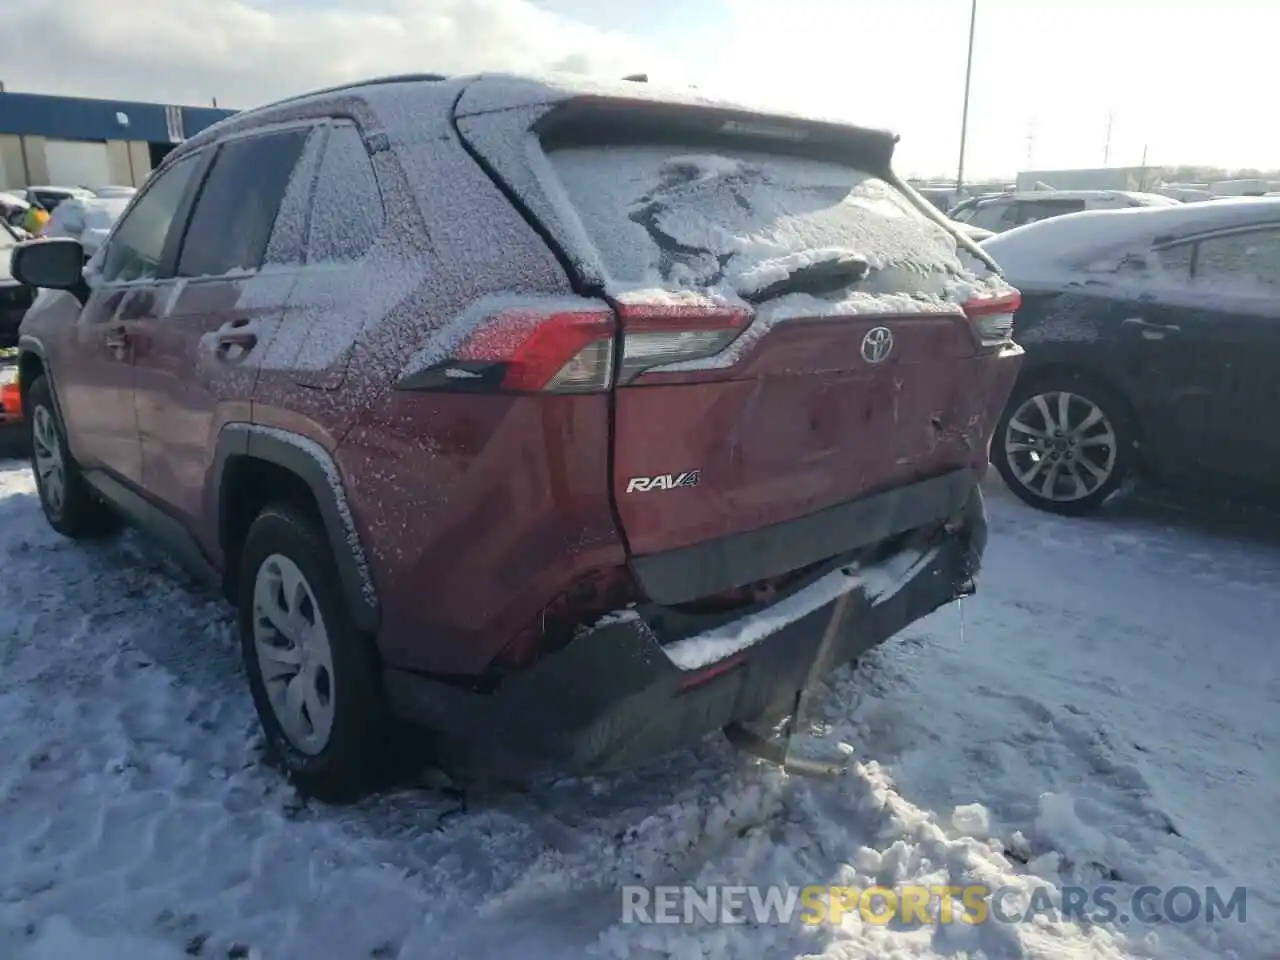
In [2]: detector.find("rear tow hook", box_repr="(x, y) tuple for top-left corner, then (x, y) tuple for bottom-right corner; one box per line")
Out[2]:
(723, 588), (857, 780)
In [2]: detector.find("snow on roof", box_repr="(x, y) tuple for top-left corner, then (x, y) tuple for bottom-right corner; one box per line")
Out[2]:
(981, 197), (1280, 283)
(453, 72), (895, 139)
(190, 72), (898, 156)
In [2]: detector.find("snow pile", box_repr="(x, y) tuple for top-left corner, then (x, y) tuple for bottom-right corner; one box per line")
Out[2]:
(0, 460), (1275, 958)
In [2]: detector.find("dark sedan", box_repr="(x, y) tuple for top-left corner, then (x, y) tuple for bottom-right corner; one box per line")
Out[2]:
(1, 221), (36, 348)
(981, 198), (1280, 514)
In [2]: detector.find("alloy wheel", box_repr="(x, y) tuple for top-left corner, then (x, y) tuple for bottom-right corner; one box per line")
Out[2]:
(1002, 390), (1118, 503)
(31, 405), (66, 516)
(252, 553), (336, 755)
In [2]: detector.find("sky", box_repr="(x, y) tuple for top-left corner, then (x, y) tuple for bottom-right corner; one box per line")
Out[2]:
(3, 0), (1274, 179)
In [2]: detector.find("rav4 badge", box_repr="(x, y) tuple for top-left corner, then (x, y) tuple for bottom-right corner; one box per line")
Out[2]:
(625, 471), (701, 493)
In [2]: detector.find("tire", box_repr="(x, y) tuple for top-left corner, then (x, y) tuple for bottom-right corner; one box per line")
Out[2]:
(25, 375), (119, 538)
(992, 371), (1136, 516)
(237, 502), (391, 801)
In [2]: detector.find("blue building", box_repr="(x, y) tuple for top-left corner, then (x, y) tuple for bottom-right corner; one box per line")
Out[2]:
(0, 90), (238, 191)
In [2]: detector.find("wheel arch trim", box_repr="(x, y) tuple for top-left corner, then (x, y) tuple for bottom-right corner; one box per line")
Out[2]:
(213, 423), (380, 632)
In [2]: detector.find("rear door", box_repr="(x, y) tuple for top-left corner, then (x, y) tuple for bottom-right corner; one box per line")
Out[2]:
(130, 125), (316, 527)
(1133, 226), (1280, 487)
(457, 95), (1008, 571)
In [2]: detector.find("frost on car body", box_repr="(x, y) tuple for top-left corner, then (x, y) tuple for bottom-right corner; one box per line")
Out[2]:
(13, 72), (1023, 786)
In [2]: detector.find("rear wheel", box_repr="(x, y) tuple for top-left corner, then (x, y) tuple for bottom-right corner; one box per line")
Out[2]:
(238, 502), (392, 801)
(26, 375), (119, 538)
(992, 373), (1135, 516)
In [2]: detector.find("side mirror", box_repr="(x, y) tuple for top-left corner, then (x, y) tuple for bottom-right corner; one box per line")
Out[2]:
(11, 238), (86, 291)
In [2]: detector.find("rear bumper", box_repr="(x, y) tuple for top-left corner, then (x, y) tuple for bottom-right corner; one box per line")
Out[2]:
(384, 479), (987, 778)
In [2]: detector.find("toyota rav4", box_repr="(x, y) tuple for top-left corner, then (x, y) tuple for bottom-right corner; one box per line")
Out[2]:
(11, 73), (1022, 798)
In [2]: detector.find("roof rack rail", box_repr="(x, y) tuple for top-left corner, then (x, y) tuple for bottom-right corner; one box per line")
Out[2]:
(232, 72), (450, 117)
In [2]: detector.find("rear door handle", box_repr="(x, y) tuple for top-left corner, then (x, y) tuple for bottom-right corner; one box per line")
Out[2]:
(103, 325), (130, 351)
(214, 320), (258, 359)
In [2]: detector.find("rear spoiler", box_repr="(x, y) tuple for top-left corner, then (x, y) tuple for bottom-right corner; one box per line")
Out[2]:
(533, 97), (899, 177)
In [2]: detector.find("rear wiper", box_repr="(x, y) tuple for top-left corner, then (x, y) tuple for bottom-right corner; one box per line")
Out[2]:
(742, 255), (870, 304)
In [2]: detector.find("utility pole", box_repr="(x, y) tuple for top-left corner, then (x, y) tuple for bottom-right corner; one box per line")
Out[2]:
(955, 0), (978, 195)
(1103, 112), (1113, 165)
(1025, 117), (1037, 167)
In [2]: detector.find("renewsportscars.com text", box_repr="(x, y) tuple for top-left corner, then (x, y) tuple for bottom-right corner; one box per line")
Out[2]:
(621, 884), (1248, 926)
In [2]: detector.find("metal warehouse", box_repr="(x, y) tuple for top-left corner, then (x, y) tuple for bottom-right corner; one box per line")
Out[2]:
(0, 91), (237, 190)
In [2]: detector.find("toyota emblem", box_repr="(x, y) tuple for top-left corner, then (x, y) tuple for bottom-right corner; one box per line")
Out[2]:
(861, 326), (894, 364)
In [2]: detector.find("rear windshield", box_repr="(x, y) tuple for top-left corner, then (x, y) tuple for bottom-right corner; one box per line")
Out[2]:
(545, 144), (972, 301)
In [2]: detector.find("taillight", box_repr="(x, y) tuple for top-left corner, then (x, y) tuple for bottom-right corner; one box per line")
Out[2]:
(455, 308), (615, 392)
(962, 289), (1022, 347)
(394, 296), (751, 394)
(615, 301), (749, 383)
(398, 305), (616, 394)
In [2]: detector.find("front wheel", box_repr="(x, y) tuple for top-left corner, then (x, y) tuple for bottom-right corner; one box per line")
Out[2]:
(26, 375), (119, 538)
(992, 374), (1135, 516)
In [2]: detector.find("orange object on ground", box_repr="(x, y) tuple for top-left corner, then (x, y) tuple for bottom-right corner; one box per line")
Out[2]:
(0, 380), (22, 423)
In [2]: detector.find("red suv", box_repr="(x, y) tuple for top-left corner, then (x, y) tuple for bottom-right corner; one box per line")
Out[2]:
(11, 73), (1021, 798)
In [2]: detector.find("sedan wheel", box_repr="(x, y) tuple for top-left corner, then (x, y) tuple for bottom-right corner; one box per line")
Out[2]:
(993, 375), (1134, 516)
(1003, 390), (1118, 504)
(252, 553), (337, 756)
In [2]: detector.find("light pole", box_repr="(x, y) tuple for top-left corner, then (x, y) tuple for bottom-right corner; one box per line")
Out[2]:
(956, 0), (978, 196)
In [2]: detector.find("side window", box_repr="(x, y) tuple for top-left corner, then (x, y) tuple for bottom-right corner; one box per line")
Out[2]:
(98, 153), (201, 284)
(970, 202), (1010, 231)
(1014, 199), (1085, 226)
(306, 123), (383, 263)
(1193, 229), (1280, 293)
(263, 128), (326, 267)
(1153, 243), (1195, 277)
(177, 129), (309, 278)
(1114, 243), (1193, 280)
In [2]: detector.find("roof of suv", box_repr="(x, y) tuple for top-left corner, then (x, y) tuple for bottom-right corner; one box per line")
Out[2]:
(180, 71), (901, 160)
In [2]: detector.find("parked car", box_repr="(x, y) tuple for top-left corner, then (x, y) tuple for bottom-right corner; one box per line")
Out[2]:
(0, 192), (31, 229)
(87, 185), (138, 200)
(981, 198), (1280, 514)
(41, 196), (131, 258)
(9, 186), (96, 213)
(11, 72), (1022, 798)
(950, 190), (1179, 235)
(1, 221), (35, 347)
(952, 221), (995, 243)
(1, 222), (32, 436)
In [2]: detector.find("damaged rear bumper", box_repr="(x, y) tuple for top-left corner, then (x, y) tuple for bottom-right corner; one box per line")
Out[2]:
(384, 478), (987, 778)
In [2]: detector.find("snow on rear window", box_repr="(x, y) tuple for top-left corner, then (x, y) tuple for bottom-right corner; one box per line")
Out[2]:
(545, 145), (968, 301)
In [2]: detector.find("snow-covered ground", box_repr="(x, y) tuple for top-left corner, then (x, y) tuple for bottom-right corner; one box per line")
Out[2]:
(0, 457), (1276, 960)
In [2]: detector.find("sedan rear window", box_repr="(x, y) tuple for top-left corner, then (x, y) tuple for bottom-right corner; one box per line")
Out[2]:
(545, 144), (969, 301)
